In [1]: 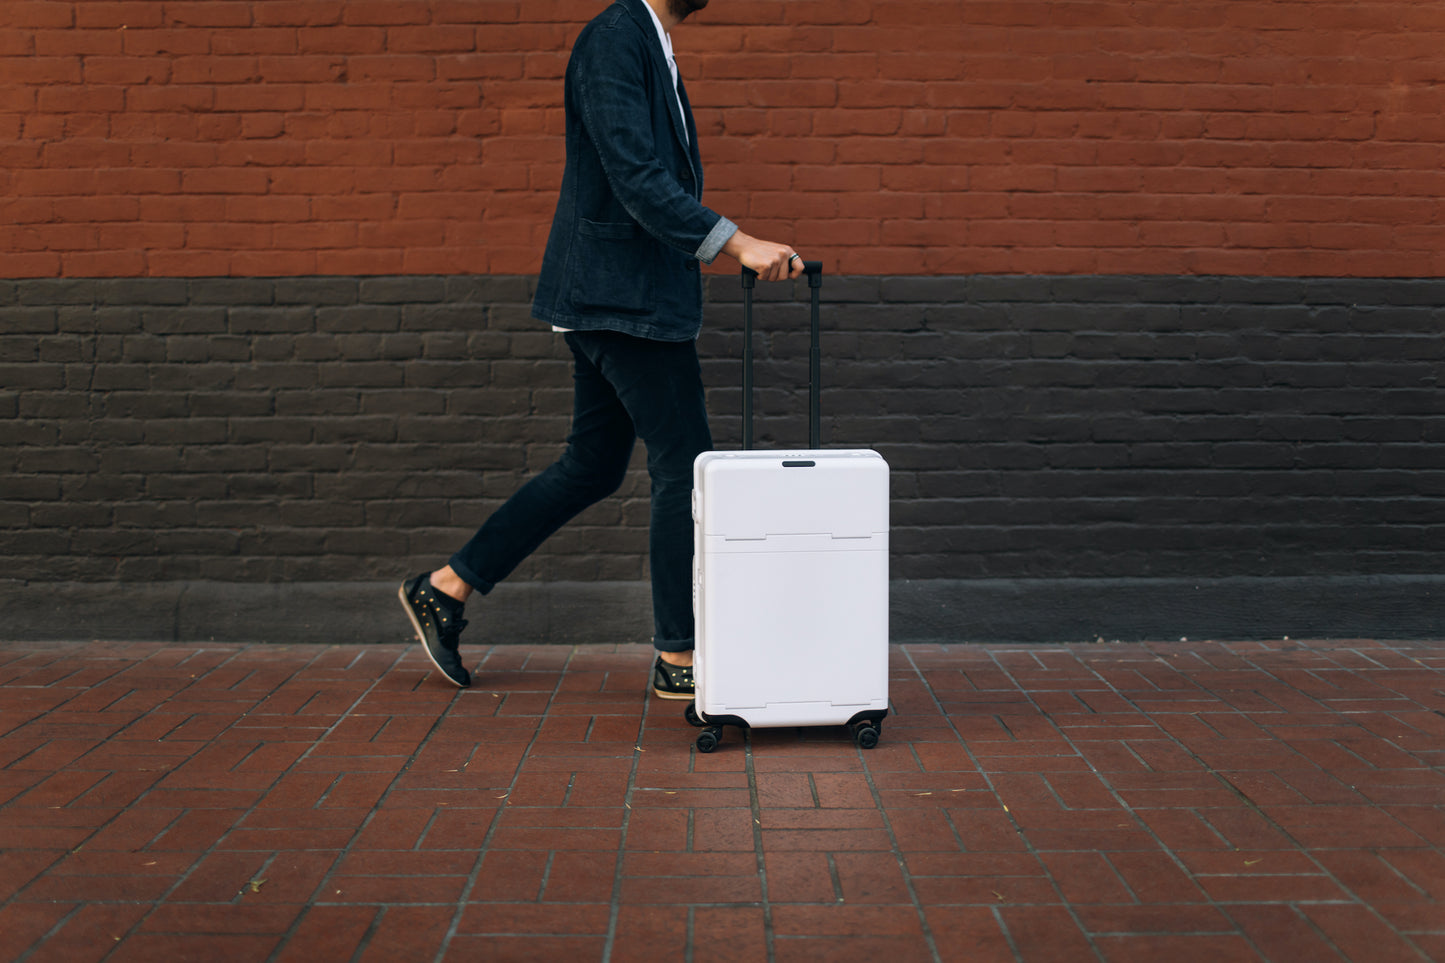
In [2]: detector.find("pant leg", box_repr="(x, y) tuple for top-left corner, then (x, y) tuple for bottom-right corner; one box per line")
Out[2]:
(569, 332), (712, 652)
(448, 333), (637, 592)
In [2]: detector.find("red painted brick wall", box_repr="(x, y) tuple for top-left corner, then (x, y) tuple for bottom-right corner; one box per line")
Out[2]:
(4, 0), (1443, 278)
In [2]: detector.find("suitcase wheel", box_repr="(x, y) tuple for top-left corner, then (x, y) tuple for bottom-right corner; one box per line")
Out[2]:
(696, 726), (723, 753)
(684, 701), (705, 728)
(850, 721), (882, 750)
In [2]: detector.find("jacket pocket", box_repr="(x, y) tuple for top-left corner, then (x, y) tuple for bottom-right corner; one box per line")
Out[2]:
(569, 218), (655, 314)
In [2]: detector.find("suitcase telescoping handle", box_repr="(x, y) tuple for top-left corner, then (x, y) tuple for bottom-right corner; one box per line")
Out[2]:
(741, 261), (823, 451)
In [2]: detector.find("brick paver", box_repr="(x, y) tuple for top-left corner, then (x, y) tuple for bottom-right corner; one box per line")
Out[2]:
(1, 639), (1441, 962)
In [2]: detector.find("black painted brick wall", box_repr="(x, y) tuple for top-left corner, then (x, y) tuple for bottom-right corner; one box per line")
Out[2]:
(3, 274), (1444, 585)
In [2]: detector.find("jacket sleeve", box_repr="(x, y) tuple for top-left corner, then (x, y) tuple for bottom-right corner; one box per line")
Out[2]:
(571, 24), (736, 263)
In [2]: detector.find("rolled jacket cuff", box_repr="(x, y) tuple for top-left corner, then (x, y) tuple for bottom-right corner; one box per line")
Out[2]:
(695, 215), (737, 265)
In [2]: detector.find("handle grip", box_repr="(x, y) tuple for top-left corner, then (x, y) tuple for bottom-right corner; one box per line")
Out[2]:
(742, 261), (822, 283)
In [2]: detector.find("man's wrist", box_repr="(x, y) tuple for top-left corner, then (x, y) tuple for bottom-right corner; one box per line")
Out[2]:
(699, 217), (739, 265)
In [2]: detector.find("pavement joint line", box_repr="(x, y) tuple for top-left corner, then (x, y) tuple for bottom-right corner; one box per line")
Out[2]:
(147, 644), (410, 956)
(296, 643), (482, 963)
(741, 723), (775, 963)
(439, 642), (566, 962)
(598, 643), (646, 963)
(1072, 640), (1424, 960)
(857, 695), (944, 963)
(985, 644), (1109, 963)
(2, 639), (1442, 960)
(901, 643), (1082, 963)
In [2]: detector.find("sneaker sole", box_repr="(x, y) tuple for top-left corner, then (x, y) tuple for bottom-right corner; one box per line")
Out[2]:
(652, 685), (695, 701)
(398, 581), (468, 688)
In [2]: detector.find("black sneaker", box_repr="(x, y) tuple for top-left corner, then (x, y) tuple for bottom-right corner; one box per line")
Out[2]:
(652, 657), (694, 701)
(399, 574), (471, 688)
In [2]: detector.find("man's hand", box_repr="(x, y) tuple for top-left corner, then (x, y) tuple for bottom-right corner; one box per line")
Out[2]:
(722, 230), (805, 281)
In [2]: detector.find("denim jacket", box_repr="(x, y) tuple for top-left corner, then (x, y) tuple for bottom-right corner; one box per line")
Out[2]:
(531, 0), (737, 341)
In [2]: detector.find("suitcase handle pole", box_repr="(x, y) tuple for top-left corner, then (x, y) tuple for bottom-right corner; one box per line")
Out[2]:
(741, 268), (755, 450)
(741, 262), (823, 451)
(807, 263), (822, 450)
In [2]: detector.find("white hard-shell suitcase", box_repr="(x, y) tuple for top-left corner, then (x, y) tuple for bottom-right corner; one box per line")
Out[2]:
(686, 263), (889, 752)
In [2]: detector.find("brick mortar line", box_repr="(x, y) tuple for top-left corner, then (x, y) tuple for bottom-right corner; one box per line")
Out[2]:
(981, 644), (1222, 921)
(900, 644), (1102, 963)
(258, 644), (425, 963)
(1192, 645), (1436, 955)
(1005, 688), (1139, 905)
(741, 729), (776, 963)
(856, 702), (944, 963)
(261, 642), (534, 959)
(428, 644), (568, 960)
(244, 643), (423, 962)
(1061, 641), (1419, 956)
(21, 646), (269, 933)
(600, 648), (655, 963)
(0, 642), (144, 760)
(1, 643), (174, 962)
(107, 643), (411, 956)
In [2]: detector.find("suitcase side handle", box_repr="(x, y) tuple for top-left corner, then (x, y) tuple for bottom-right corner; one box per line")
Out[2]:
(741, 262), (823, 451)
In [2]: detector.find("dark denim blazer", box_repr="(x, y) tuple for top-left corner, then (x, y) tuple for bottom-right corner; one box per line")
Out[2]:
(531, 0), (736, 341)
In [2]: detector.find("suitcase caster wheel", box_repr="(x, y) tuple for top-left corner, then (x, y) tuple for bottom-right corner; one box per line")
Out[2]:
(696, 727), (722, 753)
(684, 701), (705, 728)
(852, 723), (881, 750)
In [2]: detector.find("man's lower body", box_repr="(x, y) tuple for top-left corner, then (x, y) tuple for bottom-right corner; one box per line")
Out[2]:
(399, 330), (711, 697)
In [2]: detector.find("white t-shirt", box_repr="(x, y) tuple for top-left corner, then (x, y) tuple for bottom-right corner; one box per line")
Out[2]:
(641, 0), (688, 145)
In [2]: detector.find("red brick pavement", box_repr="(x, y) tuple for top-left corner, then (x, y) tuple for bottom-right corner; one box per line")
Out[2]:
(1, 639), (1441, 962)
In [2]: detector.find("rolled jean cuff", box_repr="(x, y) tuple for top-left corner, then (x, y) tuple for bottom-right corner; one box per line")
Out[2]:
(653, 636), (694, 654)
(445, 556), (493, 596)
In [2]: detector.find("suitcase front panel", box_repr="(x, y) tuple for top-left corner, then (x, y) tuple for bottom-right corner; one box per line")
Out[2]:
(698, 544), (887, 723)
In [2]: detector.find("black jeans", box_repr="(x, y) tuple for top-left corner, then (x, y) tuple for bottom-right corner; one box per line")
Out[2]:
(448, 330), (711, 653)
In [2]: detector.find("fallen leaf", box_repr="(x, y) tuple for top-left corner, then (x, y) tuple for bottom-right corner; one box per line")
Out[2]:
(247, 878), (266, 893)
